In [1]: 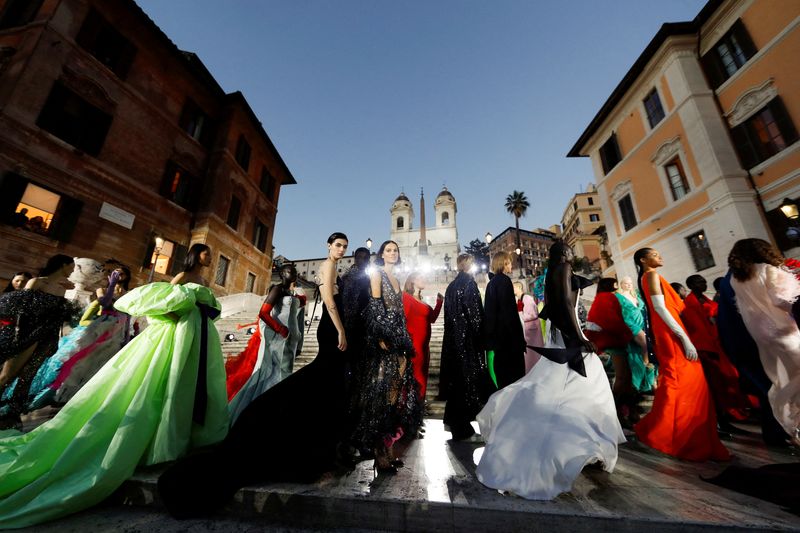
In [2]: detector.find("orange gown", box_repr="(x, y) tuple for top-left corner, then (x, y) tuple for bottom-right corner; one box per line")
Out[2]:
(634, 275), (730, 461)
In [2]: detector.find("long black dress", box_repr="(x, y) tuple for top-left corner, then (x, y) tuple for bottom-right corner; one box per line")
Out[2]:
(158, 294), (349, 518)
(483, 272), (525, 389)
(440, 271), (491, 439)
(0, 290), (79, 424)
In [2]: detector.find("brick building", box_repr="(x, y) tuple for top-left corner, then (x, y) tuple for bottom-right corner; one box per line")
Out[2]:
(568, 0), (800, 284)
(487, 227), (556, 277)
(0, 0), (295, 294)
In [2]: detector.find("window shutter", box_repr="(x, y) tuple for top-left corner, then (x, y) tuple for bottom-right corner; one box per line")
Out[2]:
(700, 51), (724, 90)
(730, 124), (757, 169)
(0, 172), (28, 224)
(770, 97), (799, 145)
(141, 237), (155, 268)
(732, 20), (757, 61)
(115, 41), (137, 80)
(48, 195), (83, 242)
(170, 244), (188, 276)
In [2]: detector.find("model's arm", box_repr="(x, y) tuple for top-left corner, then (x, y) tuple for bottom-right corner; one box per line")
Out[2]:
(320, 259), (346, 351)
(258, 285), (289, 337)
(170, 272), (185, 285)
(369, 270), (389, 350)
(646, 271), (697, 361)
(429, 293), (444, 323)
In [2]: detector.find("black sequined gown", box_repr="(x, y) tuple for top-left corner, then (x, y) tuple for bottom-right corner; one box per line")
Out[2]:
(351, 271), (422, 451)
(158, 291), (349, 518)
(0, 290), (79, 420)
(440, 271), (491, 439)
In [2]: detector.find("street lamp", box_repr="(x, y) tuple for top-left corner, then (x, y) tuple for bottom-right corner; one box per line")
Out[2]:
(366, 237), (373, 250)
(443, 253), (451, 271)
(485, 232), (493, 244)
(148, 236), (165, 283)
(515, 247), (523, 278)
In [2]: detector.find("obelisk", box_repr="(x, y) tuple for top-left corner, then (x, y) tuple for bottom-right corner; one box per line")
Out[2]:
(418, 187), (428, 256)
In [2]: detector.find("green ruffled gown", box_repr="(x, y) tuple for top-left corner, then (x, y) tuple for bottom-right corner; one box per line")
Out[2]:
(0, 282), (229, 529)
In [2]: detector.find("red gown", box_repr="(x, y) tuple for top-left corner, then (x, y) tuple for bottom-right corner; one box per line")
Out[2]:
(635, 275), (730, 461)
(402, 292), (442, 401)
(682, 292), (750, 420)
(225, 329), (261, 401)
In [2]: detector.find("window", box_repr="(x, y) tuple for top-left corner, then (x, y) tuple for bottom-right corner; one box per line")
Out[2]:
(0, 0), (43, 29)
(643, 88), (665, 128)
(75, 9), (137, 79)
(701, 20), (757, 89)
(149, 239), (175, 275)
(235, 135), (251, 172)
(664, 158), (690, 200)
(252, 219), (268, 252)
(215, 255), (230, 286)
(441, 212), (449, 225)
(0, 175), (83, 242)
(245, 272), (256, 293)
(730, 97), (798, 169)
(588, 197), (594, 206)
(589, 214), (600, 222)
(397, 216), (404, 229)
(618, 194), (637, 231)
(226, 195), (241, 230)
(36, 81), (112, 156)
(179, 99), (213, 147)
(260, 167), (275, 200)
(686, 231), (715, 271)
(573, 202), (578, 211)
(599, 133), (622, 174)
(160, 162), (199, 210)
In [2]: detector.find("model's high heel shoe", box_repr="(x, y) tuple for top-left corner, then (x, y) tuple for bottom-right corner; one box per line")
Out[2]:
(373, 447), (398, 475)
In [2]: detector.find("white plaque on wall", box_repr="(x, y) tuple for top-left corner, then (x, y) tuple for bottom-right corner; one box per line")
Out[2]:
(99, 202), (135, 229)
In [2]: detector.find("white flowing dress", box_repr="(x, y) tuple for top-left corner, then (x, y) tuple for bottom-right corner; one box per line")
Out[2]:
(476, 321), (625, 500)
(731, 263), (800, 439)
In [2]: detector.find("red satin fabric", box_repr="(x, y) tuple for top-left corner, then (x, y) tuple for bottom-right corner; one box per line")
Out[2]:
(683, 292), (750, 420)
(584, 292), (631, 353)
(635, 275), (730, 461)
(225, 327), (262, 401)
(402, 292), (442, 401)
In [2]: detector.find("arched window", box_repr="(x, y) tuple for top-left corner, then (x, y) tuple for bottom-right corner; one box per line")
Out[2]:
(397, 216), (404, 229)
(441, 212), (450, 225)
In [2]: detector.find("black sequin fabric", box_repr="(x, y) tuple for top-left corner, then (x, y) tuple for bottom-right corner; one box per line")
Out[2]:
(350, 271), (422, 450)
(440, 272), (490, 417)
(0, 289), (81, 417)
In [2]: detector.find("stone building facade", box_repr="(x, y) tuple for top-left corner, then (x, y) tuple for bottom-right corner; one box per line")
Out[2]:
(569, 0), (800, 284)
(560, 184), (608, 273)
(0, 0), (294, 294)
(487, 227), (556, 277)
(389, 187), (460, 271)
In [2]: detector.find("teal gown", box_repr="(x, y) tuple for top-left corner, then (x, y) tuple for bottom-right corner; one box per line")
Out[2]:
(0, 282), (229, 529)
(614, 292), (656, 392)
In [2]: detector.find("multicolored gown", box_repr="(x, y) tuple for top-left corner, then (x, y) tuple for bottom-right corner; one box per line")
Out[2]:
(0, 282), (229, 528)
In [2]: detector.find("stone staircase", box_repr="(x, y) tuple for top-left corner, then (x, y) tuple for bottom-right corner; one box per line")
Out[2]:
(217, 311), (446, 418)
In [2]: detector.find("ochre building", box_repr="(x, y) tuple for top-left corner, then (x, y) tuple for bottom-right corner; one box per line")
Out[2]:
(569, 0), (800, 283)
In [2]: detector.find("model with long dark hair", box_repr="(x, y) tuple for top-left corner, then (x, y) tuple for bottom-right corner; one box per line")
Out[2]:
(158, 232), (359, 517)
(632, 247), (729, 461)
(475, 240), (623, 500)
(0, 243), (229, 528)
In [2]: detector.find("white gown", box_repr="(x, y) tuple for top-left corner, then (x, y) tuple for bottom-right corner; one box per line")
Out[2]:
(228, 294), (300, 424)
(731, 263), (800, 439)
(476, 323), (625, 500)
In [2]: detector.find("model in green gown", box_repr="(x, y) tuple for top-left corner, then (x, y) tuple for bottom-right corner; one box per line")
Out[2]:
(0, 281), (229, 529)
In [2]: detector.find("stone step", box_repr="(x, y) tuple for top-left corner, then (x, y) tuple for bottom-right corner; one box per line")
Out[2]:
(110, 418), (799, 533)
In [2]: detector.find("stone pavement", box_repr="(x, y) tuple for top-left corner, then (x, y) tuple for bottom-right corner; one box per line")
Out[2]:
(54, 420), (793, 532)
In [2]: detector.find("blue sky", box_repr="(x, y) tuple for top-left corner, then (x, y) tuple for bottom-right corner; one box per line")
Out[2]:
(136, 0), (707, 260)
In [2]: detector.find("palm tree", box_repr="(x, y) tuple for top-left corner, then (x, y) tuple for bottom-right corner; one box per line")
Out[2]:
(505, 190), (530, 277)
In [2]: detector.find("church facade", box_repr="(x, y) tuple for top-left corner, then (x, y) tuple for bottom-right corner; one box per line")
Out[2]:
(390, 187), (460, 271)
